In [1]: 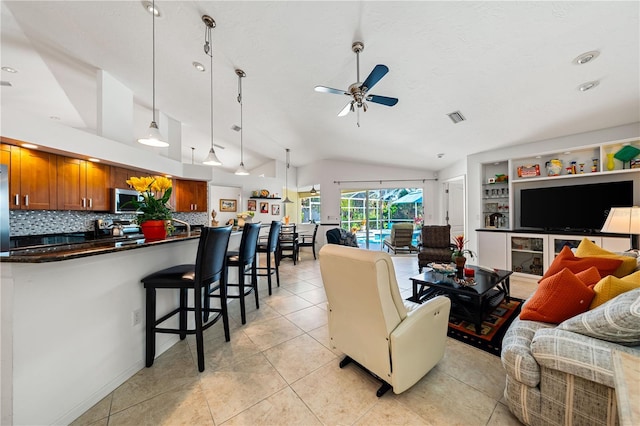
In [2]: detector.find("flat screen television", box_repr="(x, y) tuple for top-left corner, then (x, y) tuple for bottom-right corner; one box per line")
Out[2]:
(520, 180), (633, 232)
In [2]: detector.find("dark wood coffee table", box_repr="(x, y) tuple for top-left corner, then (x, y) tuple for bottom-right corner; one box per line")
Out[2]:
(409, 265), (512, 334)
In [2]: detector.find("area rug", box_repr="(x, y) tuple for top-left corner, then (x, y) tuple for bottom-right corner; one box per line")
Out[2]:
(447, 298), (523, 357)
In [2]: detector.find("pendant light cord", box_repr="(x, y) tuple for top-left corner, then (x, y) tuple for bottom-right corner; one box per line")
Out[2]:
(238, 74), (244, 164)
(205, 24), (214, 150)
(152, 0), (156, 123)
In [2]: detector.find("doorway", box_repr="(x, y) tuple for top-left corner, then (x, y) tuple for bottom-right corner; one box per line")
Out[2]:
(444, 177), (465, 237)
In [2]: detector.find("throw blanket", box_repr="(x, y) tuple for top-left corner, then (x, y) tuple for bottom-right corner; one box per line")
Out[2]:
(326, 228), (359, 247)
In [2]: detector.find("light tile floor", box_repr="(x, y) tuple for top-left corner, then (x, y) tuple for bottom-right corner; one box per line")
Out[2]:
(72, 251), (537, 426)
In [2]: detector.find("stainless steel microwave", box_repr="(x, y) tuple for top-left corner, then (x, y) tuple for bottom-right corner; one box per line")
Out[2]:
(111, 188), (142, 214)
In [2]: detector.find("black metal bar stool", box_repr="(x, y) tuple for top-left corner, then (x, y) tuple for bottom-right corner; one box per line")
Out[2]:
(141, 226), (232, 372)
(256, 221), (282, 295)
(225, 222), (262, 324)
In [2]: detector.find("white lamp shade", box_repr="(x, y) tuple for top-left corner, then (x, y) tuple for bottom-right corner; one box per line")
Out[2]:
(235, 162), (249, 176)
(202, 147), (222, 166)
(601, 206), (640, 234)
(138, 121), (168, 147)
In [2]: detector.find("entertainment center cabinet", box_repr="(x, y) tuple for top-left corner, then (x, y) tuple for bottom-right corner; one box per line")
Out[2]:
(477, 230), (629, 279)
(477, 136), (639, 279)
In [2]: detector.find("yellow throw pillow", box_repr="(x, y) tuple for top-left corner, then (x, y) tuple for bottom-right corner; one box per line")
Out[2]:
(590, 270), (640, 309)
(575, 238), (637, 278)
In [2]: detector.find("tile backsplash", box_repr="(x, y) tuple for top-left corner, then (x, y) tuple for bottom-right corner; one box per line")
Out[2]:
(10, 210), (208, 236)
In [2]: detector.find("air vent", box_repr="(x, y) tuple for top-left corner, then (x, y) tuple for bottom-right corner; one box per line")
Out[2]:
(447, 111), (466, 124)
(0, 81), (12, 87)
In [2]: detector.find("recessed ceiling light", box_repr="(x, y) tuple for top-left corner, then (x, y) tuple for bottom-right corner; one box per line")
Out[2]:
(22, 143), (38, 149)
(0, 81), (12, 87)
(88, 158), (101, 162)
(192, 61), (205, 72)
(1, 66), (17, 73)
(437, 153), (444, 159)
(573, 50), (600, 65)
(141, 1), (161, 17)
(231, 125), (241, 132)
(49, 116), (60, 120)
(578, 81), (599, 92)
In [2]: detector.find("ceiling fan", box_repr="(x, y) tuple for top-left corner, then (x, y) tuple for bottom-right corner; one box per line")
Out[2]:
(315, 41), (398, 126)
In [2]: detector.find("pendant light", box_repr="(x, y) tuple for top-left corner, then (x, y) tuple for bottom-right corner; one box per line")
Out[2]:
(283, 148), (293, 204)
(201, 15), (222, 166)
(234, 69), (249, 175)
(310, 185), (318, 195)
(138, 0), (168, 147)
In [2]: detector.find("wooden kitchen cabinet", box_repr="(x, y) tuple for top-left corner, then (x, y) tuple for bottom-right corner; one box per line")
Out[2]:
(110, 166), (148, 189)
(1, 142), (57, 210)
(57, 157), (109, 211)
(174, 179), (207, 212)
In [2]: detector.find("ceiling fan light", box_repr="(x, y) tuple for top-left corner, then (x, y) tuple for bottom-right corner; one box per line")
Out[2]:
(203, 147), (222, 166)
(138, 121), (168, 147)
(235, 162), (249, 175)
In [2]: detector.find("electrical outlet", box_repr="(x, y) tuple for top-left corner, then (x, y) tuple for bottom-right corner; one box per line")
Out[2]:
(132, 309), (142, 326)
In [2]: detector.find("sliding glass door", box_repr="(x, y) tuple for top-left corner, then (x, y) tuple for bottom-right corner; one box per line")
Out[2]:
(340, 188), (423, 250)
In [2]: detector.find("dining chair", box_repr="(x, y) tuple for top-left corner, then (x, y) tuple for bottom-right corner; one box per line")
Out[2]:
(140, 226), (233, 372)
(278, 223), (299, 264)
(298, 223), (319, 259)
(225, 222), (262, 324)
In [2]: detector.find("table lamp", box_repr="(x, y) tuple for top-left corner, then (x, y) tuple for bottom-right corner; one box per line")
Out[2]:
(601, 206), (640, 250)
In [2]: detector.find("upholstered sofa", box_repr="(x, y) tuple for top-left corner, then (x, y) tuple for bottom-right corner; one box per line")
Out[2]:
(501, 246), (640, 426)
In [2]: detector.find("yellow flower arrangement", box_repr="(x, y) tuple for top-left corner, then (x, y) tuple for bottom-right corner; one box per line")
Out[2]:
(125, 176), (173, 223)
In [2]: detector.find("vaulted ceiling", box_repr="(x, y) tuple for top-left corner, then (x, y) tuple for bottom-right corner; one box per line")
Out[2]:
(2, 1), (638, 173)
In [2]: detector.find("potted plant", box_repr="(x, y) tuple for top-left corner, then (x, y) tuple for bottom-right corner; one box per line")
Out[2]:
(125, 176), (173, 241)
(451, 234), (476, 269)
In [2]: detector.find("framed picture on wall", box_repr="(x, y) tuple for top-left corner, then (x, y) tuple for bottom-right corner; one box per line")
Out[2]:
(247, 199), (257, 211)
(220, 199), (237, 212)
(260, 202), (269, 213)
(271, 204), (280, 215)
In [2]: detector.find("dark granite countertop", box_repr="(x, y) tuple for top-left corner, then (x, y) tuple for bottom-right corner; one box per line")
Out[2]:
(2, 232), (202, 263)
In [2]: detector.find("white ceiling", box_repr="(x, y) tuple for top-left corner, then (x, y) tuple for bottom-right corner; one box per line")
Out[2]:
(1, 1), (639, 173)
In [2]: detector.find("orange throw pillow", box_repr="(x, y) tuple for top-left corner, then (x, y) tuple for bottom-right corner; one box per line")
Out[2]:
(521, 267), (595, 323)
(575, 266), (603, 288)
(540, 246), (622, 282)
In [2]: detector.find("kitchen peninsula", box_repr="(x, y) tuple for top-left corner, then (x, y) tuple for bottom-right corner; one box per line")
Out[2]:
(1, 230), (243, 425)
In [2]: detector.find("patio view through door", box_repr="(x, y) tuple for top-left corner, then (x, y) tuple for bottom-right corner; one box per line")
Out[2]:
(340, 188), (423, 250)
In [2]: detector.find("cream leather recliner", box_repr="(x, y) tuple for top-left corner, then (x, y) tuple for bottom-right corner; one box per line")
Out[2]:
(319, 244), (451, 396)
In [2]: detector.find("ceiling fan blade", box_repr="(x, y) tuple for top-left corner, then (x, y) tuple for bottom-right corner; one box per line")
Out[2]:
(315, 86), (349, 96)
(338, 101), (353, 117)
(367, 94), (398, 107)
(360, 64), (389, 92)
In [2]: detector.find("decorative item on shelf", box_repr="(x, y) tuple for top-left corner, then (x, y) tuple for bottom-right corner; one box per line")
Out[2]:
(125, 176), (173, 241)
(591, 158), (598, 172)
(579, 163), (585, 173)
(631, 159), (640, 169)
(545, 159), (562, 176)
(571, 161), (577, 174)
(606, 152), (615, 171)
(517, 164), (540, 178)
(452, 234), (475, 278)
(613, 145), (640, 169)
(495, 174), (508, 182)
(260, 189), (270, 197)
(252, 190), (260, 197)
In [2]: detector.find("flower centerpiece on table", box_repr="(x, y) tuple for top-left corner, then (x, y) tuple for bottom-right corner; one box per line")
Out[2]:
(452, 234), (476, 265)
(125, 176), (173, 240)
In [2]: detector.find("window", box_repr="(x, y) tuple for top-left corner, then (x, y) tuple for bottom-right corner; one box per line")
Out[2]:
(300, 195), (321, 223)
